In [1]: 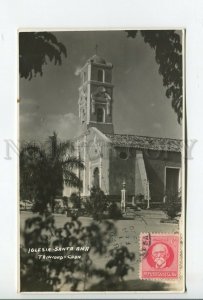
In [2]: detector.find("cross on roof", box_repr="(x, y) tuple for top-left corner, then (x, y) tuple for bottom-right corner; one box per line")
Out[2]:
(95, 44), (98, 54)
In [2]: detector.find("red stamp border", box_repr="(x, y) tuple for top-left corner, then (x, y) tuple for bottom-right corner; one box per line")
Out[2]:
(140, 233), (181, 281)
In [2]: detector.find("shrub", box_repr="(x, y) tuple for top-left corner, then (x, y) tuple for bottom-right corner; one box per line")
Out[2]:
(106, 246), (135, 281)
(62, 196), (68, 207)
(69, 192), (81, 209)
(84, 187), (108, 221)
(135, 193), (145, 209)
(108, 201), (122, 219)
(163, 192), (181, 219)
(20, 213), (127, 291)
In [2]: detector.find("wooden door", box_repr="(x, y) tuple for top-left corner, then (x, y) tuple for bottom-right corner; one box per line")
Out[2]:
(165, 168), (179, 197)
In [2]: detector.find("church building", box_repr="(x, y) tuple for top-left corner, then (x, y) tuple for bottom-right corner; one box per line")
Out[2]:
(63, 54), (182, 208)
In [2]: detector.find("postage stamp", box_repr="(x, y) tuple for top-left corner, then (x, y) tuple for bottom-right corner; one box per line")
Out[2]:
(140, 233), (180, 280)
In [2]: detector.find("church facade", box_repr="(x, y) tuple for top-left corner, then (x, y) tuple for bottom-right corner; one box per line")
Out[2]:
(63, 54), (182, 207)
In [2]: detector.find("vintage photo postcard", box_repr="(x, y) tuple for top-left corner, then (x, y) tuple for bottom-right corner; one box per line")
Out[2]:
(18, 29), (185, 292)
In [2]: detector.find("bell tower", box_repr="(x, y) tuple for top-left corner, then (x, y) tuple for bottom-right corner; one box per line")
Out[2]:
(78, 52), (114, 134)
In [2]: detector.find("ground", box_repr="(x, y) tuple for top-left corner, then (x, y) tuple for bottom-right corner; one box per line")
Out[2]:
(20, 210), (181, 291)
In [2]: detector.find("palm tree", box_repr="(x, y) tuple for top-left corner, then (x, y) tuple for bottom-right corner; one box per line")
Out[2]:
(20, 132), (84, 213)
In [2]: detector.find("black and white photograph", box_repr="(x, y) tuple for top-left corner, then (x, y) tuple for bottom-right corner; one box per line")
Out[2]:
(19, 30), (185, 292)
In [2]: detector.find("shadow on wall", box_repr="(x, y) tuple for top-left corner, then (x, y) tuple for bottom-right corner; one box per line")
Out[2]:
(143, 155), (164, 203)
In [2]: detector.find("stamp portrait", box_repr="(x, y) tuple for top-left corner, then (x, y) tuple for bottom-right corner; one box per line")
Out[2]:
(140, 233), (180, 280)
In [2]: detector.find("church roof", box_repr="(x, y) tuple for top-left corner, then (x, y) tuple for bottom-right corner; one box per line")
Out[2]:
(105, 133), (182, 152)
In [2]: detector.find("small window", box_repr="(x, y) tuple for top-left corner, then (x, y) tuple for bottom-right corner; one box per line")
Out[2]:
(119, 151), (128, 160)
(97, 108), (104, 123)
(98, 69), (105, 82)
(98, 70), (103, 81)
(105, 71), (111, 83)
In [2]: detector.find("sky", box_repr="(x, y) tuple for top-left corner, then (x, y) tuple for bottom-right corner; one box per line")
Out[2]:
(19, 30), (182, 142)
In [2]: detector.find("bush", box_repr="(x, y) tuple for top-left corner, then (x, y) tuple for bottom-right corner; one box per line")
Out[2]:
(135, 193), (145, 209)
(84, 187), (108, 221)
(69, 193), (81, 209)
(108, 201), (122, 219)
(21, 213), (127, 291)
(62, 196), (68, 206)
(163, 192), (181, 219)
(106, 246), (135, 281)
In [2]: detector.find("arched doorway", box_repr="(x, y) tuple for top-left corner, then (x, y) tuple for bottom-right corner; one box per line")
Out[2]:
(93, 167), (100, 188)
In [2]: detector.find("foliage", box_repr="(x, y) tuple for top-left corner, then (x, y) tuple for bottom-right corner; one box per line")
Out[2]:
(163, 192), (181, 219)
(135, 193), (144, 202)
(62, 196), (68, 207)
(69, 193), (81, 209)
(19, 32), (67, 80)
(20, 212), (134, 291)
(135, 193), (145, 209)
(89, 246), (135, 290)
(106, 246), (135, 281)
(108, 201), (122, 219)
(126, 30), (183, 123)
(20, 132), (84, 214)
(83, 187), (108, 221)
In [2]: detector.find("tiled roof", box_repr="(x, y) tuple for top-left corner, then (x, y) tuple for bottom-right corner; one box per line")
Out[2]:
(105, 133), (182, 152)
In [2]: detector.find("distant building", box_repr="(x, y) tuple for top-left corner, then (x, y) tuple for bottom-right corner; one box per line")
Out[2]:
(63, 54), (182, 207)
